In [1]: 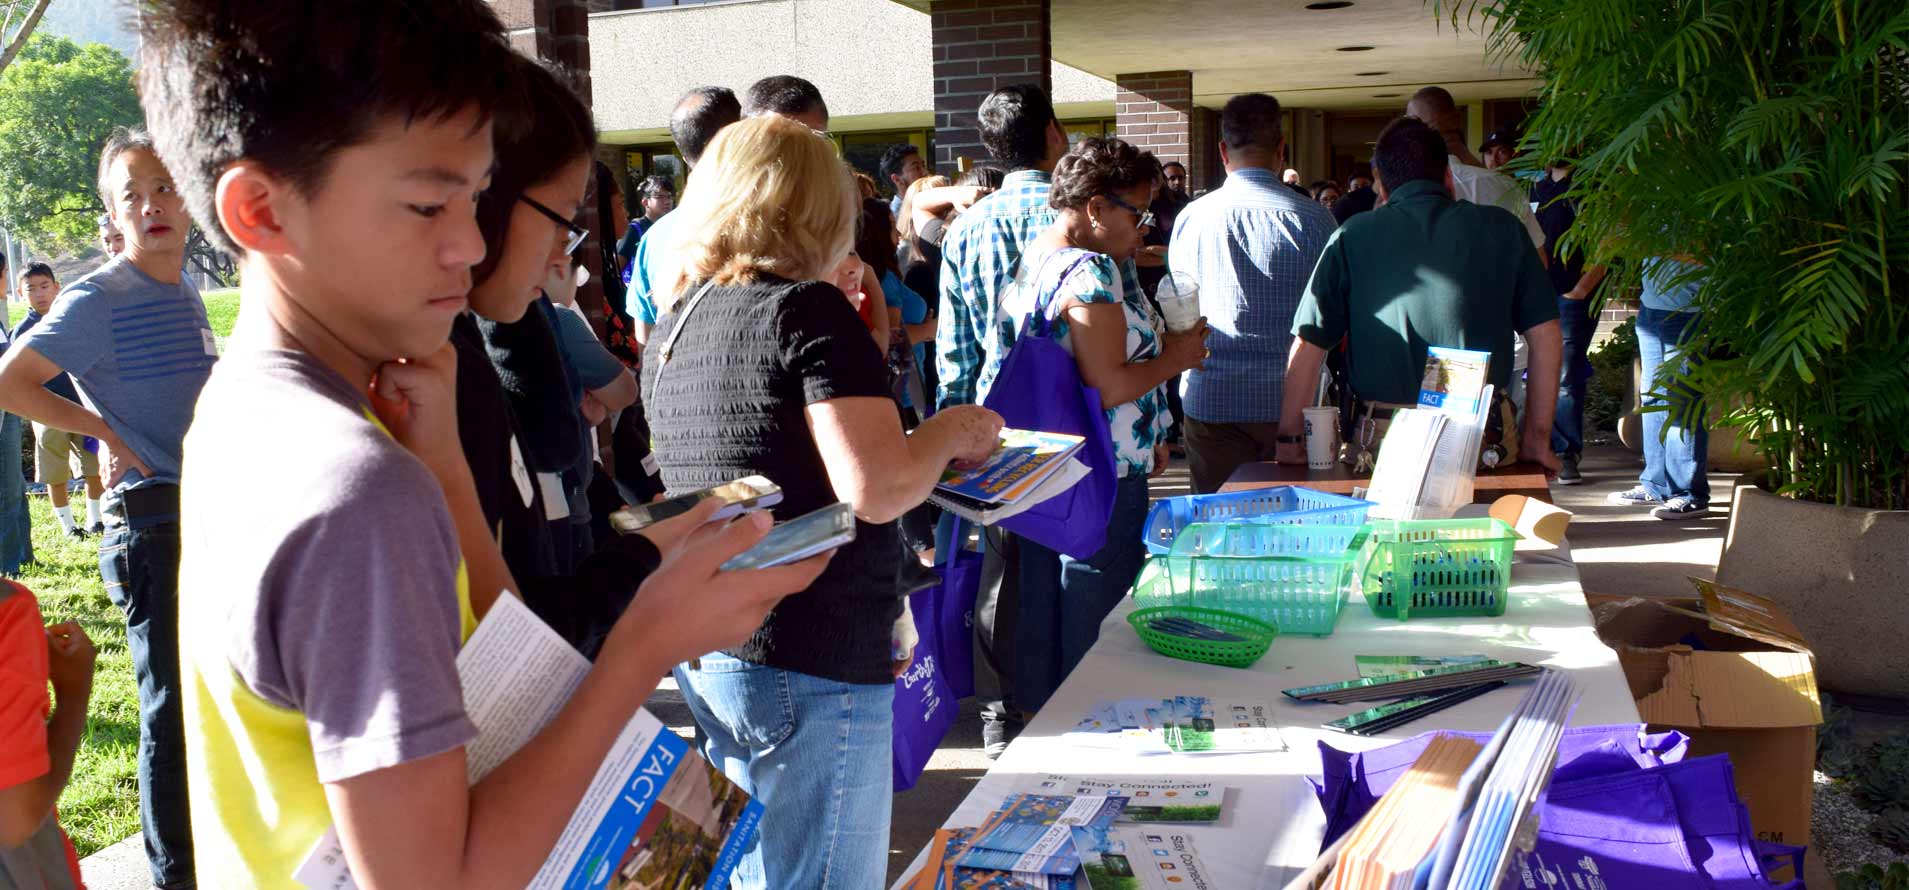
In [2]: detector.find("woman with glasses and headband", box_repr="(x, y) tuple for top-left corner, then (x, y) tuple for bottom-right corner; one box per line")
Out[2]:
(444, 57), (658, 655)
(641, 115), (1004, 889)
(980, 136), (1211, 716)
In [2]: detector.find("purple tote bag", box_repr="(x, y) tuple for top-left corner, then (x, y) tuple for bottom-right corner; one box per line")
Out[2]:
(892, 581), (960, 791)
(982, 254), (1119, 560)
(934, 521), (982, 700)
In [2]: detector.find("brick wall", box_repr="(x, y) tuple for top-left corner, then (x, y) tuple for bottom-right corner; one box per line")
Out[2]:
(930, 0), (1052, 172)
(1116, 71), (1192, 169)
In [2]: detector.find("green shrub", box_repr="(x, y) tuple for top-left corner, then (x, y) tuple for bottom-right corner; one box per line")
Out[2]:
(1583, 316), (1636, 433)
(1838, 863), (1909, 890)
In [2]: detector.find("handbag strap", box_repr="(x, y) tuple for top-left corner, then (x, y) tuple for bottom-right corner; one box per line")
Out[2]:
(652, 279), (720, 390)
(1017, 250), (1100, 340)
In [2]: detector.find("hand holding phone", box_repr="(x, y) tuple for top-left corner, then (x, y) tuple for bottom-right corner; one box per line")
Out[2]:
(720, 503), (857, 571)
(610, 475), (783, 535)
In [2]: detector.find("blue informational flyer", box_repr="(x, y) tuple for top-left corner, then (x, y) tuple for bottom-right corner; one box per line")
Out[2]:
(1417, 346), (1491, 415)
(935, 429), (1085, 505)
(956, 795), (1129, 876)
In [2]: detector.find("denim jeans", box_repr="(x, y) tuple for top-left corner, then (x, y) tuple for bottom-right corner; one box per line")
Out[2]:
(1014, 473), (1152, 714)
(1636, 306), (1710, 506)
(98, 518), (195, 888)
(1551, 296), (1597, 458)
(675, 654), (894, 889)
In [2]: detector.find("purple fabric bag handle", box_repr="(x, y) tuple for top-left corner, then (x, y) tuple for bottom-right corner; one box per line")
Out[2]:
(892, 579), (959, 791)
(983, 252), (1120, 559)
(934, 518), (982, 700)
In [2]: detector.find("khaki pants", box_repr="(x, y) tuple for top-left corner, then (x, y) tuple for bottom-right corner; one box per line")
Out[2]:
(33, 423), (99, 486)
(1183, 416), (1286, 494)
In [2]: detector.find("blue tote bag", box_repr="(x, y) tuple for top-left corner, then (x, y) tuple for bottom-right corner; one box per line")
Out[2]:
(982, 254), (1119, 560)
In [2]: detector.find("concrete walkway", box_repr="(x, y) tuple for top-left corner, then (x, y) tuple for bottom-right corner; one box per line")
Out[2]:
(79, 443), (1748, 888)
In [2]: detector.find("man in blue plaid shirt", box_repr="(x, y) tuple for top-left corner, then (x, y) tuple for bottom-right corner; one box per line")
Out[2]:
(935, 85), (1144, 413)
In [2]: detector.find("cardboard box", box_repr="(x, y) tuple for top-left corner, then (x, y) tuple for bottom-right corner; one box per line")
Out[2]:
(1586, 579), (1822, 846)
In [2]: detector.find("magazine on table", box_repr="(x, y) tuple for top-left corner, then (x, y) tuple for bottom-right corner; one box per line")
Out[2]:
(1022, 775), (1233, 824)
(1068, 696), (1286, 755)
(294, 595), (760, 890)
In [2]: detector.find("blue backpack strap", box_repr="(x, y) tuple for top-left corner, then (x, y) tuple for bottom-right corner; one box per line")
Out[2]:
(1021, 250), (1100, 339)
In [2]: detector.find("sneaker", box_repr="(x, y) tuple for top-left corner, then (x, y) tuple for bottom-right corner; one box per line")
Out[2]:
(1556, 454), (1582, 486)
(88, 522), (105, 535)
(1651, 497), (1708, 520)
(982, 713), (1023, 760)
(64, 527), (89, 541)
(1605, 485), (1658, 506)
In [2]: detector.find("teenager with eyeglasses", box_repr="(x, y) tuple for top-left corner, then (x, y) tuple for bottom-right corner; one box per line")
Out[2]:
(977, 136), (1210, 717)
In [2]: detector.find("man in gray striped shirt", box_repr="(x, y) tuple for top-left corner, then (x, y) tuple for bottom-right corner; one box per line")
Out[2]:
(1168, 93), (1337, 494)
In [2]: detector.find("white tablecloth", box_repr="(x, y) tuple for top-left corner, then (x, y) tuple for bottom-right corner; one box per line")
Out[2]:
(890, 535), (1639, 890)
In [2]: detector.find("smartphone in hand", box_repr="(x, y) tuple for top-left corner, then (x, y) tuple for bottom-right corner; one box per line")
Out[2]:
(610, 475), (783, 535)
(720, 503), (856, 571)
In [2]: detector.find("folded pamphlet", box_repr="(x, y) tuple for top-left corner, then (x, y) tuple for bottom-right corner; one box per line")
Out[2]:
(295, 596), (761, 890)
(1068, 696), (1286, 755)
(957, 795), (1129, 876)
(1022, 775), (1230, 825)
(1073, 825), (1216, 890)
(936, 429), (1086, 506)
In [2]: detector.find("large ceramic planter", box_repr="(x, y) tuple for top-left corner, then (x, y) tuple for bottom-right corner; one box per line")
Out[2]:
(1717, 483), (1909, 699)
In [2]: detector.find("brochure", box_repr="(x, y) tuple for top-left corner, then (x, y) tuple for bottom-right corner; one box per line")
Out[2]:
(1417, 347), (1491, 415)
(956, 795), (1129, 876)
(294, 595), (761, 890)
(1024, 775), (1230, 824)
(935, 428), (1086, 506)
(1074, 826), (1217, 890)
(1069, 696), (1287, 755)
(932, 457), (1093, 526)
(1354, 654), (1491, 679)
(913, 828), (1075, 890)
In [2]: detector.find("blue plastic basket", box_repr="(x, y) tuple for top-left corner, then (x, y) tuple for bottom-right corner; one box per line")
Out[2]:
(1142, 486), (1371, 555)
(1131, 523), (1366, 636)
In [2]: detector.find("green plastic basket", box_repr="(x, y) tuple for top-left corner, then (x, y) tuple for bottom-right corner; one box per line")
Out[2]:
(1139, 523), (1364, 636)
(1127, 605), (1278, 668)
(1357, 517), (1521, 620)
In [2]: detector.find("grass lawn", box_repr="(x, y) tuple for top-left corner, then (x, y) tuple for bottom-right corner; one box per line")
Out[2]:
(2, 286), (240, 858)
(21, 494), (141, 857)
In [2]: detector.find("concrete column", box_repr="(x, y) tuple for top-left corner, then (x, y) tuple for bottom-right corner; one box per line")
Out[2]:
(929, 0), (1052, 174)
(1115, 70), (1192, 172)
(1187, 105), (1222, 193)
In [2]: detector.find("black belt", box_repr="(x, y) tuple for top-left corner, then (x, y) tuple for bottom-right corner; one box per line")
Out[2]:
(112, 484), (180, 524)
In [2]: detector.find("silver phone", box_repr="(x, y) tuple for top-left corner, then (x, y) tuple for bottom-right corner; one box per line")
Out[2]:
(609, 475), (783, 534)
(720, 503), (856, 571)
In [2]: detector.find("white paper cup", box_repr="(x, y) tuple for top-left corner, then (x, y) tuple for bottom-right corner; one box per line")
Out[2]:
(1156, 271), (1201, 333)
(1303, 406), (1340, 470)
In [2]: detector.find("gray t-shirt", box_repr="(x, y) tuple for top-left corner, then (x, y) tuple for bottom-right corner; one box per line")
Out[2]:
(180, 348), (474, 782)
(16, 255), (216, 492)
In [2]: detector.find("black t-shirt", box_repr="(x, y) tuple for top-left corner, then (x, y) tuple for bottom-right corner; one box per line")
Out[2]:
(640, 275), (906, 685)
(1332, 186), (1378, 224)
(1531, 172), (1595, 298)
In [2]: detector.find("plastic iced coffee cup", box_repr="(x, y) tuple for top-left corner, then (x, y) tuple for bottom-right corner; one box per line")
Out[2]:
(1156, 271), (1201, 334)
(1303, 406), (1340, 470)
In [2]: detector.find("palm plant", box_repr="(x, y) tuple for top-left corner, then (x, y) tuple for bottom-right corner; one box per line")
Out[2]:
(1442, 0), (1909, 509)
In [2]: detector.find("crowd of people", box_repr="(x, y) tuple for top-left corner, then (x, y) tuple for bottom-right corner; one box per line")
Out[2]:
(0, 3), (1715, 889)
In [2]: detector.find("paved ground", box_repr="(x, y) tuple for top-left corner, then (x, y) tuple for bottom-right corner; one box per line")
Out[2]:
(79, 442), (1860, 889)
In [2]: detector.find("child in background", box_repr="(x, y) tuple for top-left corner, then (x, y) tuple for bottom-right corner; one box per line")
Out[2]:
(15, 264), (106, 538)
(0, 580), (95, 889)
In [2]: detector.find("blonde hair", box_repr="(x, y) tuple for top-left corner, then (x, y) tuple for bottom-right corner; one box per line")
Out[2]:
(852, 171), (879, 201)
(663, 116), (857, 307)
(897, 174), (951, 245)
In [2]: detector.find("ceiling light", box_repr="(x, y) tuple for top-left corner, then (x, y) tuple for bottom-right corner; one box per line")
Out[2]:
(1305, 1), (1355, 9)
(1336, 45), (1376, 52)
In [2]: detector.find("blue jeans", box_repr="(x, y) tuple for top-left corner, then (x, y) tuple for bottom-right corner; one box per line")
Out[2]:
(1551, 296), (1596, 458)
(98, 519), (195, 888)
(675, 654), (894, 889)
(1636, 306), (1709, 506)
(1014, 474), (1152, 714)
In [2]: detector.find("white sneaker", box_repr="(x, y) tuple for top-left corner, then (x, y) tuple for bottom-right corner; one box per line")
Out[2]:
(1605, 485), (1658, 506)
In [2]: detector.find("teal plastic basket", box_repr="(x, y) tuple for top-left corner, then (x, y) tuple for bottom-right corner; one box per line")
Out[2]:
(1131, 523), (1365, 636)
(1357, 517), (1521, 620)
(1141, 486), (1371, 555)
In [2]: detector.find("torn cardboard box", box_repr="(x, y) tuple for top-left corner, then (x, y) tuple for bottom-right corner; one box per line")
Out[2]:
(1587, 579), (1821, 847)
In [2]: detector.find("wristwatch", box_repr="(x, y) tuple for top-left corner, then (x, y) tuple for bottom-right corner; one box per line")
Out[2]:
(1276, 434), (1304, 445)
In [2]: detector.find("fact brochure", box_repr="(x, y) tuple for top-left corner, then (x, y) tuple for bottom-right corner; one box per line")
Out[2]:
(295, 595), (761, 890)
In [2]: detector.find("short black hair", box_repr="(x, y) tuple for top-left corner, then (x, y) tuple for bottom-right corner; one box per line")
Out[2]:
(1049, 137), (1161, 211)
(96, 127), (159, 207)
(1162, 161), (1187, 174)
(136, 0), (518, 257)
(474, 56), (597, 286)
(1373, 116), (1449, 192)
(639, 175), (675, 199)
(880, 143), (921, 182)
(1220, 93), (1283, 152)
(978, 84), (1057, 171)
(957, 162), (1005, 190)
(669, 86), (740, 167)
(22, 262), (55, 282)
(742, 75), (827, 124)
(854, 197), (897, 277)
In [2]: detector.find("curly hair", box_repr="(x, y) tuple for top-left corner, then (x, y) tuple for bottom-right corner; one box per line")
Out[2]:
(1048, 137), (1162, 212)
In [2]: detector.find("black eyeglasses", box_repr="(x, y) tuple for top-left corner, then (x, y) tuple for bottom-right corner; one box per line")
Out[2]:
(518, 194), (589, 255)
(1099, 192), (1155, 229)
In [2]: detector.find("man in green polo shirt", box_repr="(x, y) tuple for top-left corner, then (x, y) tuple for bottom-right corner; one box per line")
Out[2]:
(1274, 116), (1562, 473)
